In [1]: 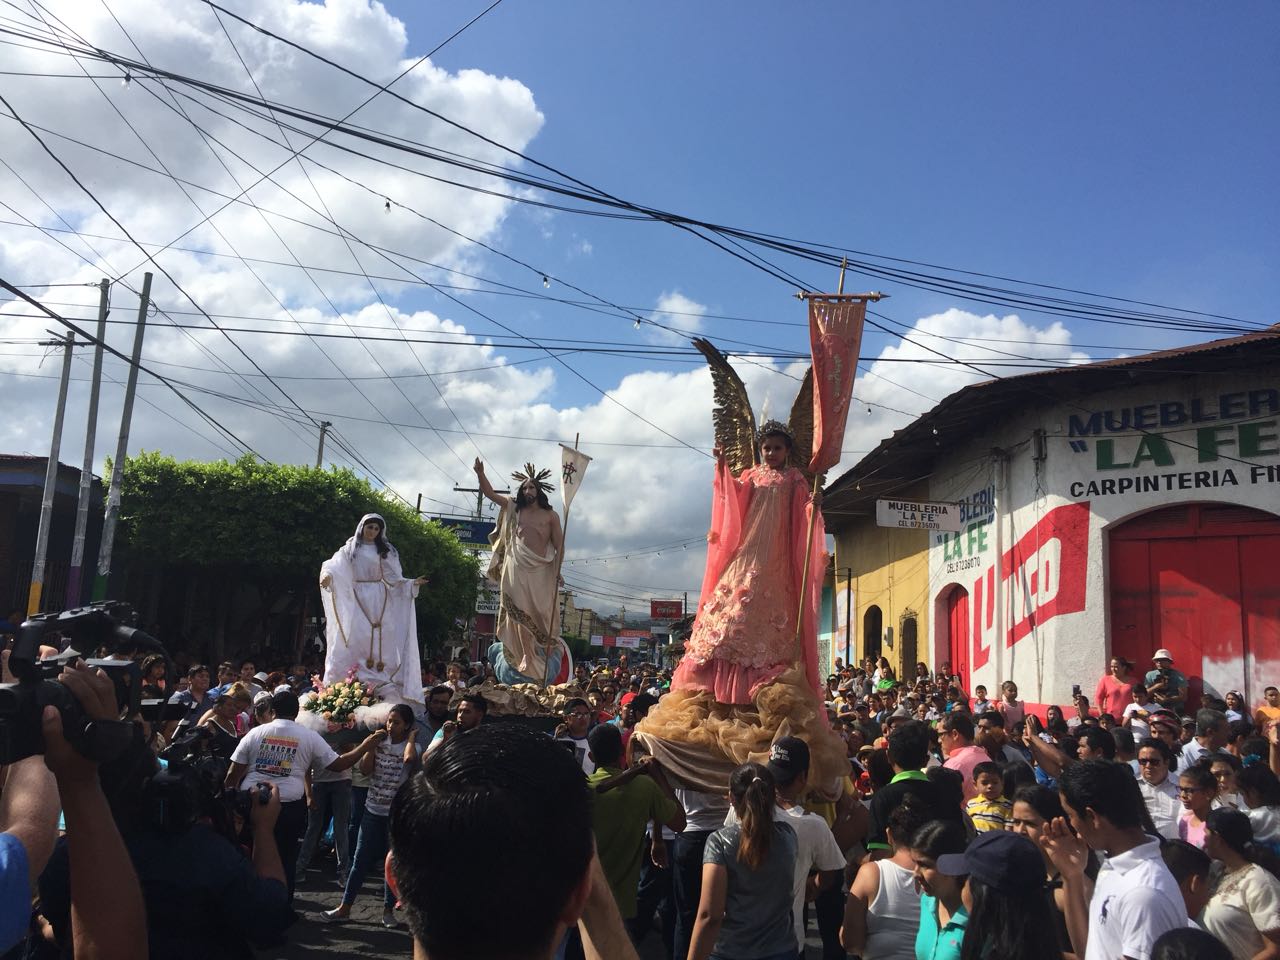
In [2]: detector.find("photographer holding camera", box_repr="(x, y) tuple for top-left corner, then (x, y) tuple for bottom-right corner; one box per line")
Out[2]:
(39, 700), (294, 959)
(2, 655), (146, 959)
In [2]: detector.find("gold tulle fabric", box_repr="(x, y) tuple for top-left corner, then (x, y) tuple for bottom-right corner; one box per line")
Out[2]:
(633, 667), (848, 799)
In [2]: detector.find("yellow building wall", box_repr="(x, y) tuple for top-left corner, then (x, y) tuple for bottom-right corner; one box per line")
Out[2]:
(831, 509), (932, 680)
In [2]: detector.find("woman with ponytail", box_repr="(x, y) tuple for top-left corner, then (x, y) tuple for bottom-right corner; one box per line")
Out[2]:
(1201, 808), (1280, 959)
(687, 762), (798, 960)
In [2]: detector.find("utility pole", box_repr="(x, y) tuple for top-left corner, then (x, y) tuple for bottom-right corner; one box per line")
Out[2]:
(67, 279), (109, 606)
(28, 331), (77, 616)
(315, 420), (332, 469)
(452, 483), (507, 521)
(415, 493), (422, 516)
(94, 272), (151, 602)
(451, 482), (506, 660)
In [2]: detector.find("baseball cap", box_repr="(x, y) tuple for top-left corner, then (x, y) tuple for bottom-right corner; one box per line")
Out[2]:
(1152, 649), (1174, 662)
(767, 736), (811, 785)
(936, 831), (1045, 894)
(253, 671), (269, 683)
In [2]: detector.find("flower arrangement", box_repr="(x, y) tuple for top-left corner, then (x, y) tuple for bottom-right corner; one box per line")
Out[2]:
(303, 666), (380, 730)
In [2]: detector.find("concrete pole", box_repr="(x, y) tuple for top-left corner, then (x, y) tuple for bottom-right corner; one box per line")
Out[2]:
(93, 272), (151, 602)
(28, 332), (76, 616)
(315, 420), (331, 469)
(67, 279), (109, 606)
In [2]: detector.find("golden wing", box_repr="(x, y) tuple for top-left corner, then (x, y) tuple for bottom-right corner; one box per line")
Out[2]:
(693, 337), (758, 475)
(787, 366), (820, 486)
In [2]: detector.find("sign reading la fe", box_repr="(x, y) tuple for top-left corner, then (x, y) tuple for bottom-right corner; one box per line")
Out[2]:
(876, 498), (963, 533)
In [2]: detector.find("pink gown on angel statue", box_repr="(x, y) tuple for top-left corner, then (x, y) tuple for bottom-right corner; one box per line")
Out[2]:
(635, 455), (844, 794)
(673, 459), (827, 704)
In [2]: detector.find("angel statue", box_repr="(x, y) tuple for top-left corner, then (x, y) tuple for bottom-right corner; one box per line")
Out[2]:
(475, 458), (564, 686)
(635, 339), (846, 793)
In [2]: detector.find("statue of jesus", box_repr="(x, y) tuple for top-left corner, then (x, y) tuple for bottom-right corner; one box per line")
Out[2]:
(475, 458), (564, 686)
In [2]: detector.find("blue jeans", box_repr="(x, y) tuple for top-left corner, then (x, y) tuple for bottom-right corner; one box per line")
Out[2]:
(814, 880), (848, 959)
(341, 810), (393, 908)
(627, 849), (674, 957)
(347, 785), (368, 861)
(295, 780), (351, 878)
(672, 830), (713, 960)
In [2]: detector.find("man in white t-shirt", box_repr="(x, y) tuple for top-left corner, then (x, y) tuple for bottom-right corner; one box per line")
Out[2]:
(725, 737), (846, 955)
(552, 697), (594, 775)
(226, 690), (385, 898)
(1042, 759), (1184, 960)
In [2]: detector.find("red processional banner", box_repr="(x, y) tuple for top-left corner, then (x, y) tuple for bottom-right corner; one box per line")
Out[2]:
(808, 297), (867, 473)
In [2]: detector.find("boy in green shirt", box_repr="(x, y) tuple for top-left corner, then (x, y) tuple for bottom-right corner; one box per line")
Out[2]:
(585, 725), (685, 926)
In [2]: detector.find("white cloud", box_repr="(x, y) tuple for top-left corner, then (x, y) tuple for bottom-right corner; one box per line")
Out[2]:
(0, 5), (1096, 618)
(645, 290), (707, 345)
(838, 308), (1092, 465)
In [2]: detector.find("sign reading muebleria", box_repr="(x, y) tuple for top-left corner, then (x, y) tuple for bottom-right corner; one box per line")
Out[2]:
(1064, 387), (1280, 499)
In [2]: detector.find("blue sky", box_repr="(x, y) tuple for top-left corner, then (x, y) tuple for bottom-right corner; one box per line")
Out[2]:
(0, 1), (1275, 610)
(383, 0), (1279, 394)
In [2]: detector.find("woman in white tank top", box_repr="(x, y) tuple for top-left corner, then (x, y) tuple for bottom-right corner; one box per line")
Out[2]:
(840, 795), (926, 960)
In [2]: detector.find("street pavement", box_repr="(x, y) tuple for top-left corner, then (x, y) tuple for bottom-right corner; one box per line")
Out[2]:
(280, 855), (828, 959)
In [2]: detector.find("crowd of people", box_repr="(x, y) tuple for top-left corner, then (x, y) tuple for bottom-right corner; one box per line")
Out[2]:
(6, 638), (1280, 960)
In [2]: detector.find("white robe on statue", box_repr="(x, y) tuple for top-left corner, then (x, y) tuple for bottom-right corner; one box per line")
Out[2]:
(320, 513), (423, 708)
(486, 500), (562, 686)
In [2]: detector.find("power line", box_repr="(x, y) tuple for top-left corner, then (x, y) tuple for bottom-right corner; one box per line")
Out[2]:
(0, 278), (260, 456)
(206, 5), (487, 470)
(0, 13), (1265, 337)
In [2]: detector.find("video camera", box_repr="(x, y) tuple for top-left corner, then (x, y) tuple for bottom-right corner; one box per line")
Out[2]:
(153, 730), (271, 839)
(0, 601), (155, 764)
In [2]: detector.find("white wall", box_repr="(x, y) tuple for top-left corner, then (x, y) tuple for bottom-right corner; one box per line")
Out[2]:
(926, 368), (1280, 707)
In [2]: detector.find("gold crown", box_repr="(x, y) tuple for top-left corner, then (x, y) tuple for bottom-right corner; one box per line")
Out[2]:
(757, 419), (793, 442)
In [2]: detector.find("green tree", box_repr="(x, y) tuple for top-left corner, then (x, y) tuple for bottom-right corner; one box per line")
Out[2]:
(116, 453), (477, 660)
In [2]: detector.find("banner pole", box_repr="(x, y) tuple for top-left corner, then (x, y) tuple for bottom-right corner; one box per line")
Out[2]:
(793, 471), (823, 651)
(545, 433), (579, 685)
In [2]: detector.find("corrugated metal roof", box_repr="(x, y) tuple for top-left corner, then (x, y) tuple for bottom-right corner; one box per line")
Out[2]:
(824, 326), (1280, 519)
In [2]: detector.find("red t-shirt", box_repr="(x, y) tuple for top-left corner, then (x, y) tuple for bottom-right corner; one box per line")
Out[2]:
(1094, 675), (1135, 716)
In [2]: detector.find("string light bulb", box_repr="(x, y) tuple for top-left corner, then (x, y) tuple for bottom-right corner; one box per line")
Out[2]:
(384, 198), (391, 213)
(121, 71), (131, 89)
(542, 275), (550, 288)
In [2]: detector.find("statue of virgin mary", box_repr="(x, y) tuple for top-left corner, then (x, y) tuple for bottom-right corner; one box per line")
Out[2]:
(319, 513), (428, 707)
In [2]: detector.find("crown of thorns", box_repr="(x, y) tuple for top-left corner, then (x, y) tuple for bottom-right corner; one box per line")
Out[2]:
(511, 463), (554, 492)
(757, 419), (794, 442)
